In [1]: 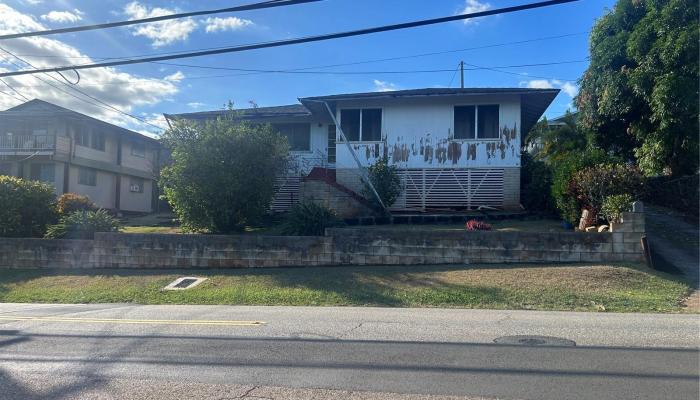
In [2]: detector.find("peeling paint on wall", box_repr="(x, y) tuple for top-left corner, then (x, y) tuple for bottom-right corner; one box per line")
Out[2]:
(447, 142), (462, 165)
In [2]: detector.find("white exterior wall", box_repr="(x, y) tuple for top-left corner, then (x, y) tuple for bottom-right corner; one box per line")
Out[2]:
(122, 140), (157, 174)
(119, 176), (153, 213)
(335, 95), (521, 170)
(67, 166), (116, 209)
(286, 122), (330, 175)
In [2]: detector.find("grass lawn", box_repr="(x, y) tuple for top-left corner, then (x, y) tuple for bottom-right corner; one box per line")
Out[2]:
(0, 264), (692, 313)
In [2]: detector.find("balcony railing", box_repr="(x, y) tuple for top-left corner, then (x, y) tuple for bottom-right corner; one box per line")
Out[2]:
(0, 135), (56, 152)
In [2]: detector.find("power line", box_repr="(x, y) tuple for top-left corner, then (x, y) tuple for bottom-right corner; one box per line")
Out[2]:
(0, 0), (321, 41)
(447, 63), (460, 87)
(0, 47), (163, 131)
(5, 60), (585, 88)
(0, 0), (579, 79)
(0, 78), (29, 101)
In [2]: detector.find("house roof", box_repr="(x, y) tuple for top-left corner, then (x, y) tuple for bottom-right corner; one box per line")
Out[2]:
(1, 99), (159, 144)
(164, 104), (312, 123)
(166, 87), (559, 136)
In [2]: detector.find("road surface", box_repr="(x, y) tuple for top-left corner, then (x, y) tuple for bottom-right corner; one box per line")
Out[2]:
(0, 303), (697, 400)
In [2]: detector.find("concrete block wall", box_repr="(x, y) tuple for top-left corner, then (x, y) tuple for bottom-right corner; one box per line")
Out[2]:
(0, 211), (646, 269)
(301, 180), (372, 218)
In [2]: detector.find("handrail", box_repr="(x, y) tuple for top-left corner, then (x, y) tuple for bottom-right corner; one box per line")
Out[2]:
(0, 135), (55, 150)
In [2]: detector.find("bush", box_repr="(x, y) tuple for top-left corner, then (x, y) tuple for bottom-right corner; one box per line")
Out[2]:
(56, 193), (96, 216)
(281, 201), (343, 236)
(45, 209), (121, 239)
(520, 152), (556, 214)
(465, 219), (492, 231)
(0, 176), (57, 237)
(571, 163), (644, 215)
(549, 148), (615, 225)
(601, 194), (634, 223)
(363, 156), (402, 209)
(160, 117), (289, 233)
(644, 174), (699, 217)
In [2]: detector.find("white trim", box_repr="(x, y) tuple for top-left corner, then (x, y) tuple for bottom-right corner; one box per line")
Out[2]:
(337, 107), (384, 143)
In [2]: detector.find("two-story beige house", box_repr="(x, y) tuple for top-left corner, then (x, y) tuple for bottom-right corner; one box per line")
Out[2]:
(0, 99), (160, 213)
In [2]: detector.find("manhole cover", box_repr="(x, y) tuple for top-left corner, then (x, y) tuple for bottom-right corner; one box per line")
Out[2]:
(494, 335), (576, 347)
(163, 277), (207, 291)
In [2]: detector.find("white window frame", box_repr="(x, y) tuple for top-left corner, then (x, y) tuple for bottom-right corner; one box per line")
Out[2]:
(131, 141), (146, 158)
(78, 167), (97, 187)
(451, 104), (502, 142)
(338, 107), (383, 143)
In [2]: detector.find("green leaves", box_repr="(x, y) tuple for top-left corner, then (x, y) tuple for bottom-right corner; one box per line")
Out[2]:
(363, 156), (401, 208)
(45, 209), (121, 240)
(577, 0), (699, 176)
(0, 176), (57, 238)
(159, 117), (289, 234)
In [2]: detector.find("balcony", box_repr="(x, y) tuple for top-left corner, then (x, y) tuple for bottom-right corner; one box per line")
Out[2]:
(0, 135), (68, 155)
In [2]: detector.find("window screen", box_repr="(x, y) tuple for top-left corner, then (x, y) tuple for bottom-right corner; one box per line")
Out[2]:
(454, 106), (476, 139)
(477, 105), (500, 139)
(340, 109), (360, 141)
(30, 163), (54, 183)
(274, 123), (311, 151)
(78, 167), (97, 186)
(361, 109), (382, 141)
(74, 126), (90, 147)
(91, 131), (105, 151)
(131, 142), (145, 157)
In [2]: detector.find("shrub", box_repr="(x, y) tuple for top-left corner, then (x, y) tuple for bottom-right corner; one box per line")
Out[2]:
(571, 163), (644, 215)
(160, 117), (289, 233)
(281, 201), (343, 236)
(520, 152), (556, 214)
(549, 148), (615, 225)
(363, 156), (402, 209)
(56, 193), (96, 216)
(45, 209), (121, 240)
(601, 194), (634, 224)
(0, 176), (57, 237)
(465, 219), (492, 231)
(644, 174), (699, 217)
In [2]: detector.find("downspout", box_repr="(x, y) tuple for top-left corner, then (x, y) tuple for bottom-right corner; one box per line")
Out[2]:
(305, 99), (387, 212)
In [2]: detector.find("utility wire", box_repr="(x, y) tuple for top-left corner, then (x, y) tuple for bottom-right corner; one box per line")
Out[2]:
(0, 0), (579, 78)
(447, 63), (461, 88)
(5, 60), (585, 88)
(0, 47), (163, 131)
(0, 78), (29, 101)
(0, 0), (321, 40)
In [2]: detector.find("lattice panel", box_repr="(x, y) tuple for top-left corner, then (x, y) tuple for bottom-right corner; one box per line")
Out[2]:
(270, 176), (301, 212)
(390, 168), (505, 211)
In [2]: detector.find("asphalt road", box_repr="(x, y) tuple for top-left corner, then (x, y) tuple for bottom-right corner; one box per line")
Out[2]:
(0, 303), (698, 400)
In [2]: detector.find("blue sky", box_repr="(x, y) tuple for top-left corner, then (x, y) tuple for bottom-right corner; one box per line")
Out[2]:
(0, 0), (616, 135)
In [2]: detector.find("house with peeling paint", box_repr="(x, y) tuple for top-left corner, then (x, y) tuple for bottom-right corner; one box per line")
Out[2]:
(165, 87), (558, 216)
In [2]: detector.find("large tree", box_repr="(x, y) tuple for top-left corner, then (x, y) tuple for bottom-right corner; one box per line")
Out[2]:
(577, 0), (698, 176)
(160, 116), (289, 233)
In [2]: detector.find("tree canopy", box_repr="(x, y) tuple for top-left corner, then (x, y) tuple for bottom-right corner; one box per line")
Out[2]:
(577, 0), (699, 176)
(160, 116), (289, 233)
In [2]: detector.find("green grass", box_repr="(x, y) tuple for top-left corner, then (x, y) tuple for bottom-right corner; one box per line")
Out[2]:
(0, 264), (691, 313)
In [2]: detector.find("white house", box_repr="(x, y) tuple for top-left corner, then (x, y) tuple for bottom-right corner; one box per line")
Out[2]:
(166, 87), (558, 215)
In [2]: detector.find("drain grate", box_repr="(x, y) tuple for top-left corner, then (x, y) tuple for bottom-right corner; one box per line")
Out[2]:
(494, 335), (576, 347)
(163, 277), (207, 291)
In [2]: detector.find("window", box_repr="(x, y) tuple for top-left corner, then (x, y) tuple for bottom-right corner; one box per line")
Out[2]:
(340, 108), (382, 142)
(273, 123), (311, 151)
(340, 109), (360, 141)
(78, 167), (97, 186)
(91, 131), (105, 151)
(74, 125), (90, 147)
(454, 105), (476, 139)
(327, 125), (336, 164)
(453, 105), (500, 140)
(129, 177), (144, 193)
(131, 141), (145, 157)
(478, 105), (500, 139)
(30, 163), (55, 183)
(0, 163), (11, 176)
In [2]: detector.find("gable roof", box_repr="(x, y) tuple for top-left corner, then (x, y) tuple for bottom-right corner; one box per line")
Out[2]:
(2, 99), (159, 144)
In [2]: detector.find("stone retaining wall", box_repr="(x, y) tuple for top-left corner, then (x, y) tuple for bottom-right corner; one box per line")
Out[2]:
(0, 212), (646, 269)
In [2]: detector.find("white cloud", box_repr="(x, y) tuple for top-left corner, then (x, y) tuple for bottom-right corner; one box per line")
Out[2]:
(164, 71), (185, 82)
(372, 79), (399, 92)
(123, 2), (197, 47)
(41, 9), (83, 24)
(520, 79), (579, 97)
(0, 4), (181, 135)
(460, 0), (490, 25)
(204, 17), (253, 33)
(187, 102), (206, 109)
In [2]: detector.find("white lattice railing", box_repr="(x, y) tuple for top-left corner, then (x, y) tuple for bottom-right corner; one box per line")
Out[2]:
(0, 135), (55, 151)
(390, 168), (505, 211)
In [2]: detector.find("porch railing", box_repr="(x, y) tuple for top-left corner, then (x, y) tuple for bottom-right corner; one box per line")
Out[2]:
(0, 135), (56, 151)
